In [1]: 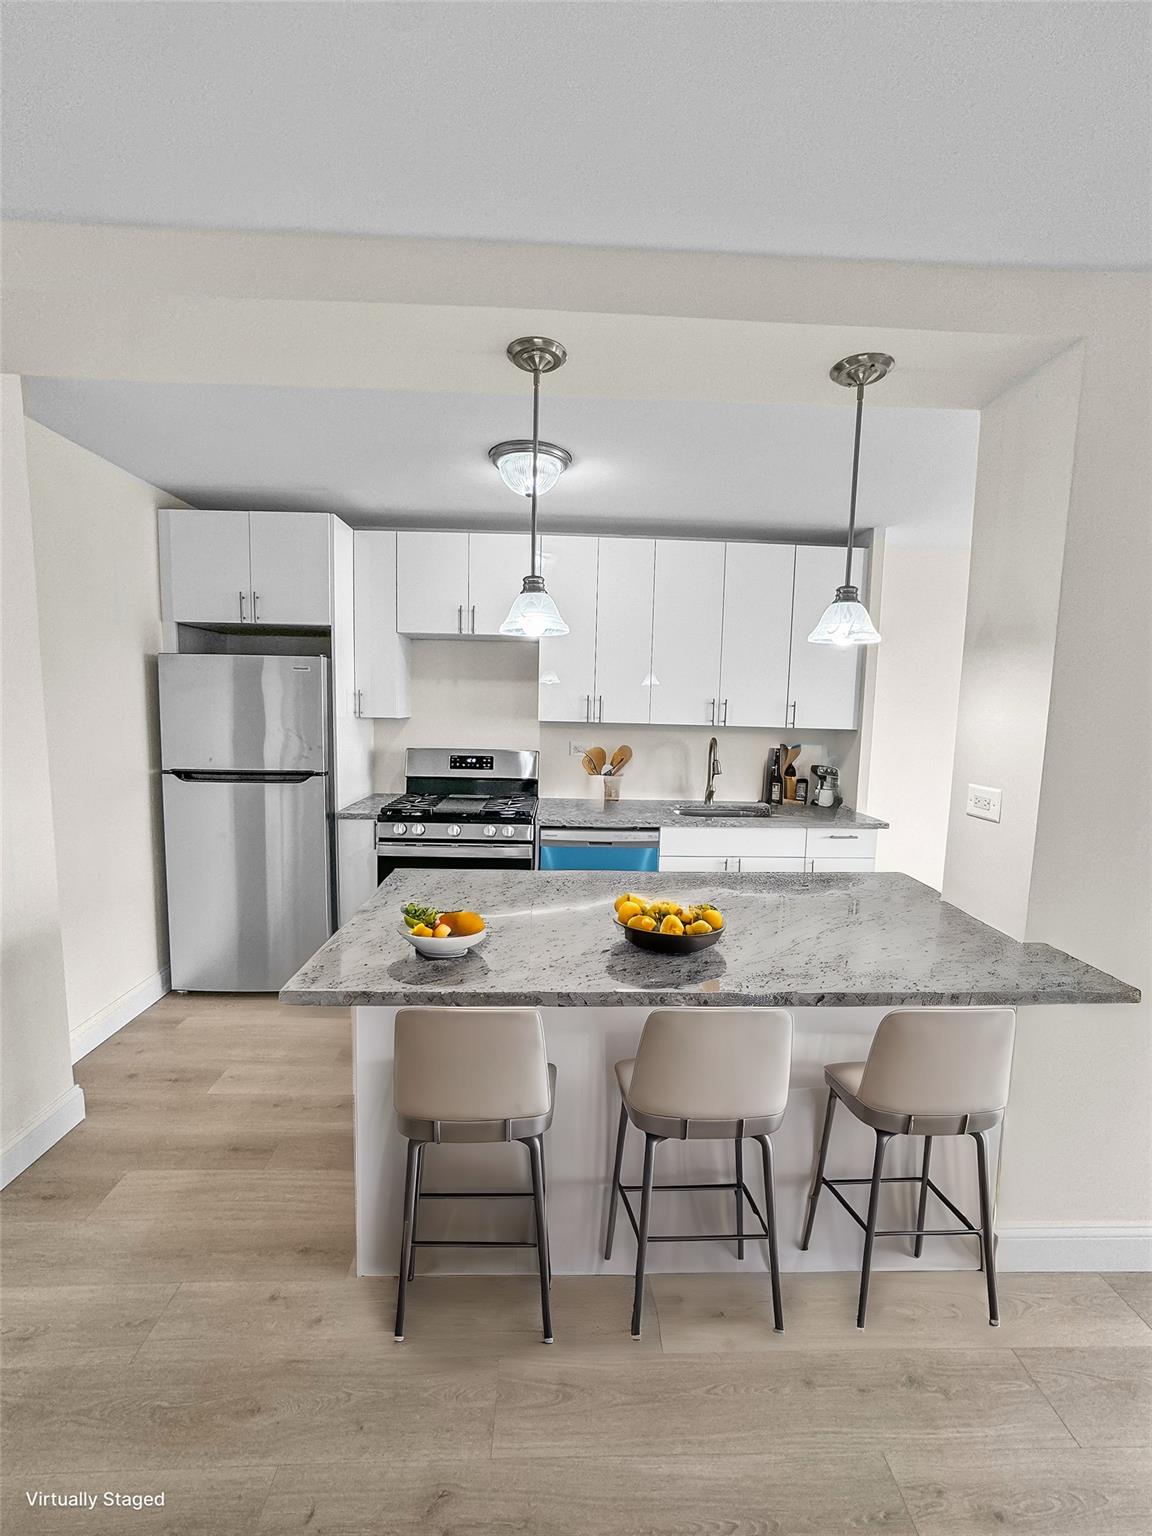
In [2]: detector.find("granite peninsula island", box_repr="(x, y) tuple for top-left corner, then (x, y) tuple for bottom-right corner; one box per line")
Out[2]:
(282, 869), (1138, 1277)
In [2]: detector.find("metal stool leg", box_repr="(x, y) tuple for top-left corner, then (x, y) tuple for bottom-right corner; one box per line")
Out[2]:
(734, 1138), (745, 1260)
(800, 1088), (837, 1250)
(972, 1129), (1000, 1326)
(394, 1138), (421, 1341)
(525, 1135), (554, 1343)
(538, 1133), (551, 1286)
(857, 1130), (893, 1329)
(631, 1134), (660, 1339)
(604, 1099), (628, 1261)
(913, 1135), (933, 1259)
(407, 1141), (425, 1282)
(756, 1134), (784, 1332)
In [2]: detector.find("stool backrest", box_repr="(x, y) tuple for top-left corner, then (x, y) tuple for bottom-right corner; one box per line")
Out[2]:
(393, 1008), (551, 1121)
(628, 1008), (793, 1120)
(858, 1008), (1016, 1117)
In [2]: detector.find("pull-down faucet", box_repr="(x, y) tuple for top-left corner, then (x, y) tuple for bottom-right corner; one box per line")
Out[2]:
(704, 736), (723, 804)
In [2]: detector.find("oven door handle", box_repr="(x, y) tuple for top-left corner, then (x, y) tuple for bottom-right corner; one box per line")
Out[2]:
(374, 840), (530, 860)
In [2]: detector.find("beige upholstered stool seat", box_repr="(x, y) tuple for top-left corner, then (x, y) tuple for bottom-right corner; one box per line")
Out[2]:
(802, 1007), (1017, 1330)
(605, 1008), (793, 1339)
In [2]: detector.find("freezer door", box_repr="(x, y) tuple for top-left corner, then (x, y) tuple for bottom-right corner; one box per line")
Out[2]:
(163, 773), (332, 991)
(159, 654), (328, 772)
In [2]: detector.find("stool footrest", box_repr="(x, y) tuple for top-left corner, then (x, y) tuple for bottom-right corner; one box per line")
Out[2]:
(821, 1173), (981, 1242)
(411, 1239), (540, 1249)
(416, 1189), (533, 1200)
(618, 1178), (769, 1245)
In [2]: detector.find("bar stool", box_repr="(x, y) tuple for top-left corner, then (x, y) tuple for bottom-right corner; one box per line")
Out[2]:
(800, 1007), (1016, 1328)
(605, 1007), (793, 1339)
(392, 1007), (556, 1344)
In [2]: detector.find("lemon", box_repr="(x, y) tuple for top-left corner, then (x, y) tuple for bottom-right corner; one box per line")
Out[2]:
(626, 913), (648, 929)
(660, 915), (685, 935)
(617, 900), (643, 923)
(701, 908), (724, 930)
(686, 919), (712, 935)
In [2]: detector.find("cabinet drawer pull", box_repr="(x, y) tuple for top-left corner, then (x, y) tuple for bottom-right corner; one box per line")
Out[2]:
(238, 589), (247, 622)
(828, 834), (858, 840)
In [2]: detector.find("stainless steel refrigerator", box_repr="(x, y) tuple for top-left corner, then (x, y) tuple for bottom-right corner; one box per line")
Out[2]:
(159, 654), (333, 991)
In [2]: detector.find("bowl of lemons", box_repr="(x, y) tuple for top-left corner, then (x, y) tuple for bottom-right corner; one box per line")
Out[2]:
(612, 893), (724, 955)
(400, 903), (487, 958)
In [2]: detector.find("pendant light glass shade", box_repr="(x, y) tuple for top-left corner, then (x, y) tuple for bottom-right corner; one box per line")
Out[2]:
(808, 585), (882, 646)
(500, 575), (570, 638)
(489, 441), (571, 497)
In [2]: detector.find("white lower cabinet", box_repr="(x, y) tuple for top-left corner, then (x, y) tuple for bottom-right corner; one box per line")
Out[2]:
(337, 819), (381, 926)
(808, 856), (875, 872)
(739, 856), (807, 871)
(659, 854), (731, 873)
(660, 824), (876, 873)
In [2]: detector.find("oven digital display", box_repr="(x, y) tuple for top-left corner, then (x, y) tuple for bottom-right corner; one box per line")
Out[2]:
(449, 754), (494, 771)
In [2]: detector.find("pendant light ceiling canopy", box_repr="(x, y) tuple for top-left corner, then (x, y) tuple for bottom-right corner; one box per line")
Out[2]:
(499, 336), (570, 639)
(807, 351), (891, 648)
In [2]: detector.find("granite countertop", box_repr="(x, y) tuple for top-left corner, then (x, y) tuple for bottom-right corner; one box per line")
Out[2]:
(280, 869), (1138, 1009)
(335, 794), (888, 831)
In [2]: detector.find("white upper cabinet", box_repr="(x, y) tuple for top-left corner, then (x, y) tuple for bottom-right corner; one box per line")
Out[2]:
(650, 540), (726, 726)
(720, 542), (795, 728)
(396, 531), (469, 635)
(248, 512), (332, 625)
(538, 535), (599, 723)
(594, 538), (655, 724)
(468, 532), (524, 636)
(786, 544), (868, 730)
(163, 509), (254, 624)
(352, 531), (410, 719)
(161, 509), (332, 626)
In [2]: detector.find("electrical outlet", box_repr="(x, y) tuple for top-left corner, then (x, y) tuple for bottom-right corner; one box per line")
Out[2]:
(966, 784), (1002, 823)
(569, 740), (587, 757)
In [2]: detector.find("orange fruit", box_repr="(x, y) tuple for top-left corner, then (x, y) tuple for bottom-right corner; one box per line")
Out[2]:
(617, 900), (642, 922)
(433, 923), (452, 939)
(441, 910), (485, 936)
(660, 915), (685, 935)
(701, 908), (724, 930)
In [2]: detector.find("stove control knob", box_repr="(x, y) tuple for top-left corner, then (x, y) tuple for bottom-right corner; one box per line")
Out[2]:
(391, 822), (407, 836)
(446, 824), (461, 838)
(410, 823), (425, 837)
(500, 825), (517, 839)
(483, 824), (498, 838)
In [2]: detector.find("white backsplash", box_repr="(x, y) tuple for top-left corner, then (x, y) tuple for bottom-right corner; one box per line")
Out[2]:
(370, 638), (858, 802)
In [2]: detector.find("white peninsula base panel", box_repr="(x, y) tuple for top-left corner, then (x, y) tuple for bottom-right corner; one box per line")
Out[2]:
(353, 1005), (991, 1278)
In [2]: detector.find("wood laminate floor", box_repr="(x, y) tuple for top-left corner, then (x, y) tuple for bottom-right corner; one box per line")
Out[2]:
(2, 995), (1149, 1534)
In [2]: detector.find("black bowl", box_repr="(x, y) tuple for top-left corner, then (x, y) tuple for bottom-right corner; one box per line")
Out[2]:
(615, 918), (723, 955)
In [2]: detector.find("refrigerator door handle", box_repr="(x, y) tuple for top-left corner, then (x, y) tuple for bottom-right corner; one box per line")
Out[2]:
(167, 769), (320, 784)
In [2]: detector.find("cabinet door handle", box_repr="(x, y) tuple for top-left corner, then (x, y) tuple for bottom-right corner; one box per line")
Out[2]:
(457, 604), (464, 634)
(470, 604), (476, 634)
(355, 689), (363, 717)
(585, 694), (592, 723)
(722, 698), (729, 726)
(708, 698), (716, 725)
(597, 695), (604, 722)
(252, 591), (260, 622)
(788, 700), (797, 728)
(238, 589), (247, 622)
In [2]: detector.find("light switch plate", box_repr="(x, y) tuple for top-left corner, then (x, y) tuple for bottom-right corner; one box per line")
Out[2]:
(966, 784), (1002, 822)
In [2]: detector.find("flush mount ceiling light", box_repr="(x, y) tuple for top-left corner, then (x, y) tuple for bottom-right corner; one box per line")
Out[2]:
(499, 336), (570, 639)
(489, 440), (572, 498)
(808, 352), (891, 647)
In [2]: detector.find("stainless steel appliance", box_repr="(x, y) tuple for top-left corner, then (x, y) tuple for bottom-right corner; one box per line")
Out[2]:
(538, 828), (659, 872)
(159, 654), (333, 991)
(376, 749), (538, 877)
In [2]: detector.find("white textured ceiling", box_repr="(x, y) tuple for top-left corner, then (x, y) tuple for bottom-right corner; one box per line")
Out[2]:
(21, 378), (979, 547)
(3, 1), (1148, 268)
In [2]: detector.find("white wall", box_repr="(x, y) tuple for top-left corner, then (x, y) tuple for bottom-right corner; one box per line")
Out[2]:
(371, 639), (856, 803)
(0, 378), (81, 1183)
(942, 348), (1082, 940)
(24, 420), (185, 1058)
(863, 539), (973, 889)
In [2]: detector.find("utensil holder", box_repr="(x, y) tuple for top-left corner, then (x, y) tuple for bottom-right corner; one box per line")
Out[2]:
(602, 775), (621, 803)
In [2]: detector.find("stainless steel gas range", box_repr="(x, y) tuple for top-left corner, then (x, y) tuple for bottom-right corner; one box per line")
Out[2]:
(375, 749), (539, 878)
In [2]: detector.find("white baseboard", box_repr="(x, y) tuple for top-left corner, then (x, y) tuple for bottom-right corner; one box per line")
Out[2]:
(69, 966), (170, 1063)
(998, 1223), (1152, 1272)
(1, 1083), (86, 1188)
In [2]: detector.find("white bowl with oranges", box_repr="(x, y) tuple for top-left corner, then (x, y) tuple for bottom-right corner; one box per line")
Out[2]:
(400, 906), (487, 958)
(612, 893), (724, 955)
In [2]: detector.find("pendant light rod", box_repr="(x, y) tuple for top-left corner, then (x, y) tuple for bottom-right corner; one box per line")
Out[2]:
(530, 365), (540, 578)
(844, 381), (865, 589)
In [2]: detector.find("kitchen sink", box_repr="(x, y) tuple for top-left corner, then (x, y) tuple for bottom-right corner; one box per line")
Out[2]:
(673, 803), (774, 818)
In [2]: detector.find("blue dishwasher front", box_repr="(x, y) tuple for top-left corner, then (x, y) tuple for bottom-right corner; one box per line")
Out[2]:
(538, 828), (660, 872)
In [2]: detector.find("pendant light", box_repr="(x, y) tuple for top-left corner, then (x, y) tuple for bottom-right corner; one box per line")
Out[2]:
(498, 336), (570, 638)
(489, 440), (572, 498)
(808, 352), (891, 647)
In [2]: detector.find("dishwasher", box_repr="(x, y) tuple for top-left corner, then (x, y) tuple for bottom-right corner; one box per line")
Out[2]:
(538, 827), (660, 873)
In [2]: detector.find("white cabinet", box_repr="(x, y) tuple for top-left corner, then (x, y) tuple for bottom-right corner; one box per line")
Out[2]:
(739, 856), (807, 871)
(396, 531), (470, 635)
(660, 822), (877, 873)
(539, 535), (599, 723)
(719, 542), (795, 727)
(650, 540), (726, 726)
(809, 856), (875, 872)
(163, 509), (257, 624)
(594, 537), (655, 724)
(336, 819), (381, 926)
(659, 854), (731, 873)
(806, 828), (878, 860)
(161, 509), (332, 626)
(352, 531), (410, 719)
(248, 512), (332, 625)
(468, 533), (524, 635)
(786, 545), (868, 729)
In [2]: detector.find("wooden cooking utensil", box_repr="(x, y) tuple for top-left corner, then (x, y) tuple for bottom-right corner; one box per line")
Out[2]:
(609, 745), (633, 775)
(587, 746), (608, 774)
(582, 752), (602, 777)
